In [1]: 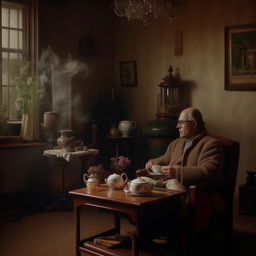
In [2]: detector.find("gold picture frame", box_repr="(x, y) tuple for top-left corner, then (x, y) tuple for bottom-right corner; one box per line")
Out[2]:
(225, 24), (256, 90)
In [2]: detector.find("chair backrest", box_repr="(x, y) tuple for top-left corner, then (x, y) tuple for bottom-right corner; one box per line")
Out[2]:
(210, 134), (240, 202)
(186, 135), (240, 256)
(189, 134), (240, 233)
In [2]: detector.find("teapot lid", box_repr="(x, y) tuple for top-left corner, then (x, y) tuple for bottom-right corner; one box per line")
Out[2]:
(108, 173), (121, 177)
(87, 175), (97, 183)
(131, 177), (149, 184)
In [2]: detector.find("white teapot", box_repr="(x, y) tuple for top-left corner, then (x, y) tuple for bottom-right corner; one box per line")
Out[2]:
(129, 177), (154, 195)
(105, 173), (128, 189)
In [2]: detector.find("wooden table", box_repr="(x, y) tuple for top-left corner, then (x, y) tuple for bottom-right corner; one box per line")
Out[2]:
(69, 185), (184, 256)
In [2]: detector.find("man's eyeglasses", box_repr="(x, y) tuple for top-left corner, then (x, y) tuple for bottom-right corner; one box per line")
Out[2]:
(177, 120), (194, 126)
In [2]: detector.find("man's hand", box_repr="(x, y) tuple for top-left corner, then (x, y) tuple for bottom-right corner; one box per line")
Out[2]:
(145, 160), (155, 170)
(161, 166), (176, 178)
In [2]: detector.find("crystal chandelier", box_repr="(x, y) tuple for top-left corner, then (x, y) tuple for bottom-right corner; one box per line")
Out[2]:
(112, 0), (187, 25)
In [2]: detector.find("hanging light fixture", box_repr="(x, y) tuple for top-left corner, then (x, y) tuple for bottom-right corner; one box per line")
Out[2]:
(112, 0), (187, 25)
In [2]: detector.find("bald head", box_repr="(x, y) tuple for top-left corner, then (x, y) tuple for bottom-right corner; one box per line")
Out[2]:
(181, 107), (205, 130)
(177, 107), (205, 138)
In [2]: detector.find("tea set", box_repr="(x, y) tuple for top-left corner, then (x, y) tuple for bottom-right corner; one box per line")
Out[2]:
(83, 164), (186, 195)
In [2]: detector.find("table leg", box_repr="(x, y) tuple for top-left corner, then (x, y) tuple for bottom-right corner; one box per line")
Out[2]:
(75, 205), (81, 256)
(114, 215), (121, 233)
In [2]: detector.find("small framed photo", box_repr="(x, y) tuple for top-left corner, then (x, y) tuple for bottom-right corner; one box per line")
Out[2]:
(120, 60), (137, 87)
(225, 24), (256, 91)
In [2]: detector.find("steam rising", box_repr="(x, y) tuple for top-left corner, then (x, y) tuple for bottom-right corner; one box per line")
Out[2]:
(39, 46), (89, 129)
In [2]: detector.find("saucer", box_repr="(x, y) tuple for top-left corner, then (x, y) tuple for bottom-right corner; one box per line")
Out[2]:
(149, 172), (164, 176)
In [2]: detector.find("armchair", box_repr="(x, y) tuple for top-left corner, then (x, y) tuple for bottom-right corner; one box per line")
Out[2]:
(184, 134), (240, 255)
(136, 134), (240, 255)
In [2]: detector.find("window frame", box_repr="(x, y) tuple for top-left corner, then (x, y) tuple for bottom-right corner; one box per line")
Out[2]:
(0, 0), (38, 124)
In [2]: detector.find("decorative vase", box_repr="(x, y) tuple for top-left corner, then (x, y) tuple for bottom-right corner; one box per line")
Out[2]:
(110, 125), (120, 137)
(20, 113), (33, 141)
(118, 120), (136, 137)
(42, 112), (60, 144)
(57, 129), (73, 150)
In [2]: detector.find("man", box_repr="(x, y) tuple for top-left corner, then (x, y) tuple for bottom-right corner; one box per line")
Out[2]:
(144, 107), (223, 187)
(138, 107), (224, 247)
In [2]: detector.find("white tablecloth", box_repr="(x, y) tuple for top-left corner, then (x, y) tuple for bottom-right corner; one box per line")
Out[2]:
(43, 148), (99, 162)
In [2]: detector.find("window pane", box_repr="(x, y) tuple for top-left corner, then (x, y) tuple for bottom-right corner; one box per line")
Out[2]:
(19, 9), (23, 29)
(1, 7), (9, 27)
(1, 2), (30, 121)
(19, 31), (23, 49)
(2, 52), (8, 85)
(2, 87), (8, 108)
(10, 8), (18, 28)
(2, 28), (9, 48)
(9, 86), (19, 120)
(9, 53), (19, 84)
(10, 29), (18, 49)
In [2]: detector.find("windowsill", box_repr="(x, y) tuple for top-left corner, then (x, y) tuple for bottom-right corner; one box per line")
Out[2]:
(7, 120), (22, 124)
(0, 135), (23, 143)
(0, 136), (47, 148)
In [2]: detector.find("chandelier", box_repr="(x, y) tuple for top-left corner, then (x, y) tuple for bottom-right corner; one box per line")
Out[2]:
(112, 0), (187, 25)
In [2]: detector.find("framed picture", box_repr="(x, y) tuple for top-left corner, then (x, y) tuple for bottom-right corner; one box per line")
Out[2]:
(120, 60), (137, 87)
(225, 24), (256, 90)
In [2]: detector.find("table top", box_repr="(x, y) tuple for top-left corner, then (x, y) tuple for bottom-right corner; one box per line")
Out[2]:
(43, 148), (99, 161)
(69, 185), (184, 207)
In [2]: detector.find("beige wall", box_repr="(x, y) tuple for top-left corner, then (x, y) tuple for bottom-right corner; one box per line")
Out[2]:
(39, 0), (115, 134)
(113, 0), (256, 194)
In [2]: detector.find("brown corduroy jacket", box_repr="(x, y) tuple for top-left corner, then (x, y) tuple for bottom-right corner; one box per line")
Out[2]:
(151, 130), (224, 187)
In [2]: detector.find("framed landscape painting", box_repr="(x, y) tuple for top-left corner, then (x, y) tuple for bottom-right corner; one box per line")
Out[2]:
(225, 24), (256, 90)
(120, 60), (137, 87)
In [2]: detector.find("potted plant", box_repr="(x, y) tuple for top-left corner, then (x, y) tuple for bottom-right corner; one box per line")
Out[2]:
(14, 62), (39, 140)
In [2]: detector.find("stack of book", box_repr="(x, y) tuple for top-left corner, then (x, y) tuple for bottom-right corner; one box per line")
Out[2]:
(93, 234), (131, 249)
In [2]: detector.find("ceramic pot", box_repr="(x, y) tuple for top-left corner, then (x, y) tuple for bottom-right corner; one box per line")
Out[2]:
(118, 120), (136, 137)
(142, 119), (178, 138)
(105, 173), (128, 190)
(110, 125), (120, 137)
(129, 177), (154, 195)
(57, 129), (74, 151)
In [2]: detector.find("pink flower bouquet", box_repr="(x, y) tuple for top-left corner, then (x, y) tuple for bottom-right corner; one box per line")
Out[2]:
(110, 155), (131, 174)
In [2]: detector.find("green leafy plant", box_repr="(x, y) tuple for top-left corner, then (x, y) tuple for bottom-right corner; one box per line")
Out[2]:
(13, 62), (39, 115)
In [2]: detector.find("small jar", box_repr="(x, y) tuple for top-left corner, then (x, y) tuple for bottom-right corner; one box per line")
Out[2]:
(87, 179), (97, 192)
(110, 125), (120, 137)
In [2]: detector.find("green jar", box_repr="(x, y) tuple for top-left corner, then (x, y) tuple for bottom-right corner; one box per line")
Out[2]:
(142, 119), (179, 138)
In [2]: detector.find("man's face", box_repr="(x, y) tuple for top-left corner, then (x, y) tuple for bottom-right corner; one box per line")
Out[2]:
(176, 111), (196, 138)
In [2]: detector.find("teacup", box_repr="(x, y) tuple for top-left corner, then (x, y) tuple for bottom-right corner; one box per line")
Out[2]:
(152, 165), (162, 173)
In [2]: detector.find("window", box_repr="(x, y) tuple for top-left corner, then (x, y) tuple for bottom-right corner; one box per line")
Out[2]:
(1, 0), (37, 122)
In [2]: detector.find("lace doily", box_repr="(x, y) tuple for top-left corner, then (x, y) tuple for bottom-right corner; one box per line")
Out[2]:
(43, 148), (99, 162)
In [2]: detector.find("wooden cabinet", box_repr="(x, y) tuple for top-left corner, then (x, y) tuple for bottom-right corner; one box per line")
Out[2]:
(0, 142), (47, 214)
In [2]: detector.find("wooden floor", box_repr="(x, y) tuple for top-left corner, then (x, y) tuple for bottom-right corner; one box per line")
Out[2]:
(0, 195), (255, 256)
